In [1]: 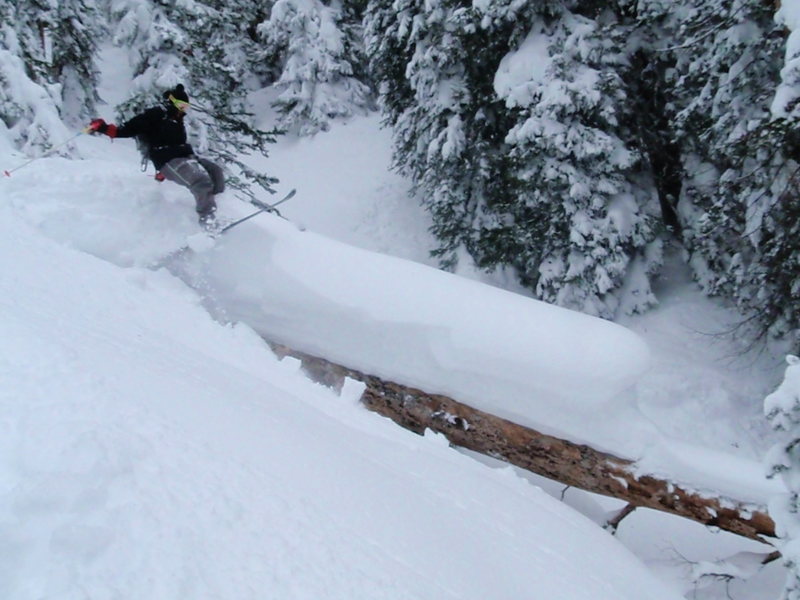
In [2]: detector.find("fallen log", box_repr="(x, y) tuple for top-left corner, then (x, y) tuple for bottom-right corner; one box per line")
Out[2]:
(270, 344), (776, 544)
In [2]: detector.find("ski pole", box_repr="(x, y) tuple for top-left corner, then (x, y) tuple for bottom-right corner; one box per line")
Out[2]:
(3, 128), (89, 177)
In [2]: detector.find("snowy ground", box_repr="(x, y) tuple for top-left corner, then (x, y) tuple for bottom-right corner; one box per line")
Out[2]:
(1, 139), (689, 600)
(0, 60), (793, 598)
(3, 207), (689, 600)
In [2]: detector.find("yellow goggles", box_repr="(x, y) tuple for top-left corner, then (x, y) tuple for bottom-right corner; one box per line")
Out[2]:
(169, 94), (190, 112)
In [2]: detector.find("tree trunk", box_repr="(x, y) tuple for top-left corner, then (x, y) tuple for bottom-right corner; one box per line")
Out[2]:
(270, 344), (776, 544)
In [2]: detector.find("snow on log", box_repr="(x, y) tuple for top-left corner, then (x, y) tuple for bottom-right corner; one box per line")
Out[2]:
(202, 216), (650, 438)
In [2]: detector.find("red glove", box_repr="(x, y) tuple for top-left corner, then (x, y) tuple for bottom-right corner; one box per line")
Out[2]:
(88, 118), (117, 138)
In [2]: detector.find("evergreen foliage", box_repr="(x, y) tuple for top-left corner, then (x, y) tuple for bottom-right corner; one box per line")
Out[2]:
(366, 0), (660, 317)
(765, 355), (800, 600)
(497, 7), (661, 317)
(48, 0), (102, 124)
(0, 0), (82, 151)
(642, 0), (799, 340)
(182, 0), (283, 197)
(259, 0), (372, 135)
(367, 0), (517, 271)
(362, 0), (415, 126)
(109, 0), (196, 117)
(12, 0), (101, 123)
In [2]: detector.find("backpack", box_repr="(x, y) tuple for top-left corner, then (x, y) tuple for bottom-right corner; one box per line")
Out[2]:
(134, 106), (169, 176)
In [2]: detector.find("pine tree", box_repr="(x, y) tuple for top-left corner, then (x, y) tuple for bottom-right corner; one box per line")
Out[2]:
(365, 0), (538, 271)
(765, 355), (800, 600)
(0, 0), (74, 152)
(182, 0), (283, 197)
(646, 0), (799, 340)
(616, 0), (683, 234)
(259, 0), (372, 135)
(51, 0), (102, 124)
(335, 0), (372, 97)
(362, 0), (416, 126)
(366, 0), (479, 267)
(366, 0), (660, 317)
(773, 1), (800, 119)
(200, 0), (274, 88)
(10, 0), (101, 124)
(12, 0), (54, 84)
(495, 6), (661, 317)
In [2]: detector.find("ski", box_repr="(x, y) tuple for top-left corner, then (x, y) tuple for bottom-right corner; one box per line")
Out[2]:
(247, 188), (297, 214)
(220, 188), (296, 234)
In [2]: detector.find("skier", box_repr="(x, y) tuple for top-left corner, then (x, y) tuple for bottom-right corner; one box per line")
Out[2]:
(88, 84), (225, 231)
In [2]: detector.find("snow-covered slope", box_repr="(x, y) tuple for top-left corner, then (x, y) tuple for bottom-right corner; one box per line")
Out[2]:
(1, 135), (782, 509)
(0, 175), (684, 599)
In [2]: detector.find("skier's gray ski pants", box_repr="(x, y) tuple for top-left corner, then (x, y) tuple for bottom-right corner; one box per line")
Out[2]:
(161, 156), (225, 220)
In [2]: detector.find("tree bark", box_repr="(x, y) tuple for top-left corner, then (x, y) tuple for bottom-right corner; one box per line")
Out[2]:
(270, 344), (776, 544)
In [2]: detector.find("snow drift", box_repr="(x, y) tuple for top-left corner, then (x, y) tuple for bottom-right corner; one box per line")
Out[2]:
(180, 213), (651, 428)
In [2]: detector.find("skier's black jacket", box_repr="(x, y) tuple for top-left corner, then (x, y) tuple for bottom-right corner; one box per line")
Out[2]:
(114, 107), (193, 170)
